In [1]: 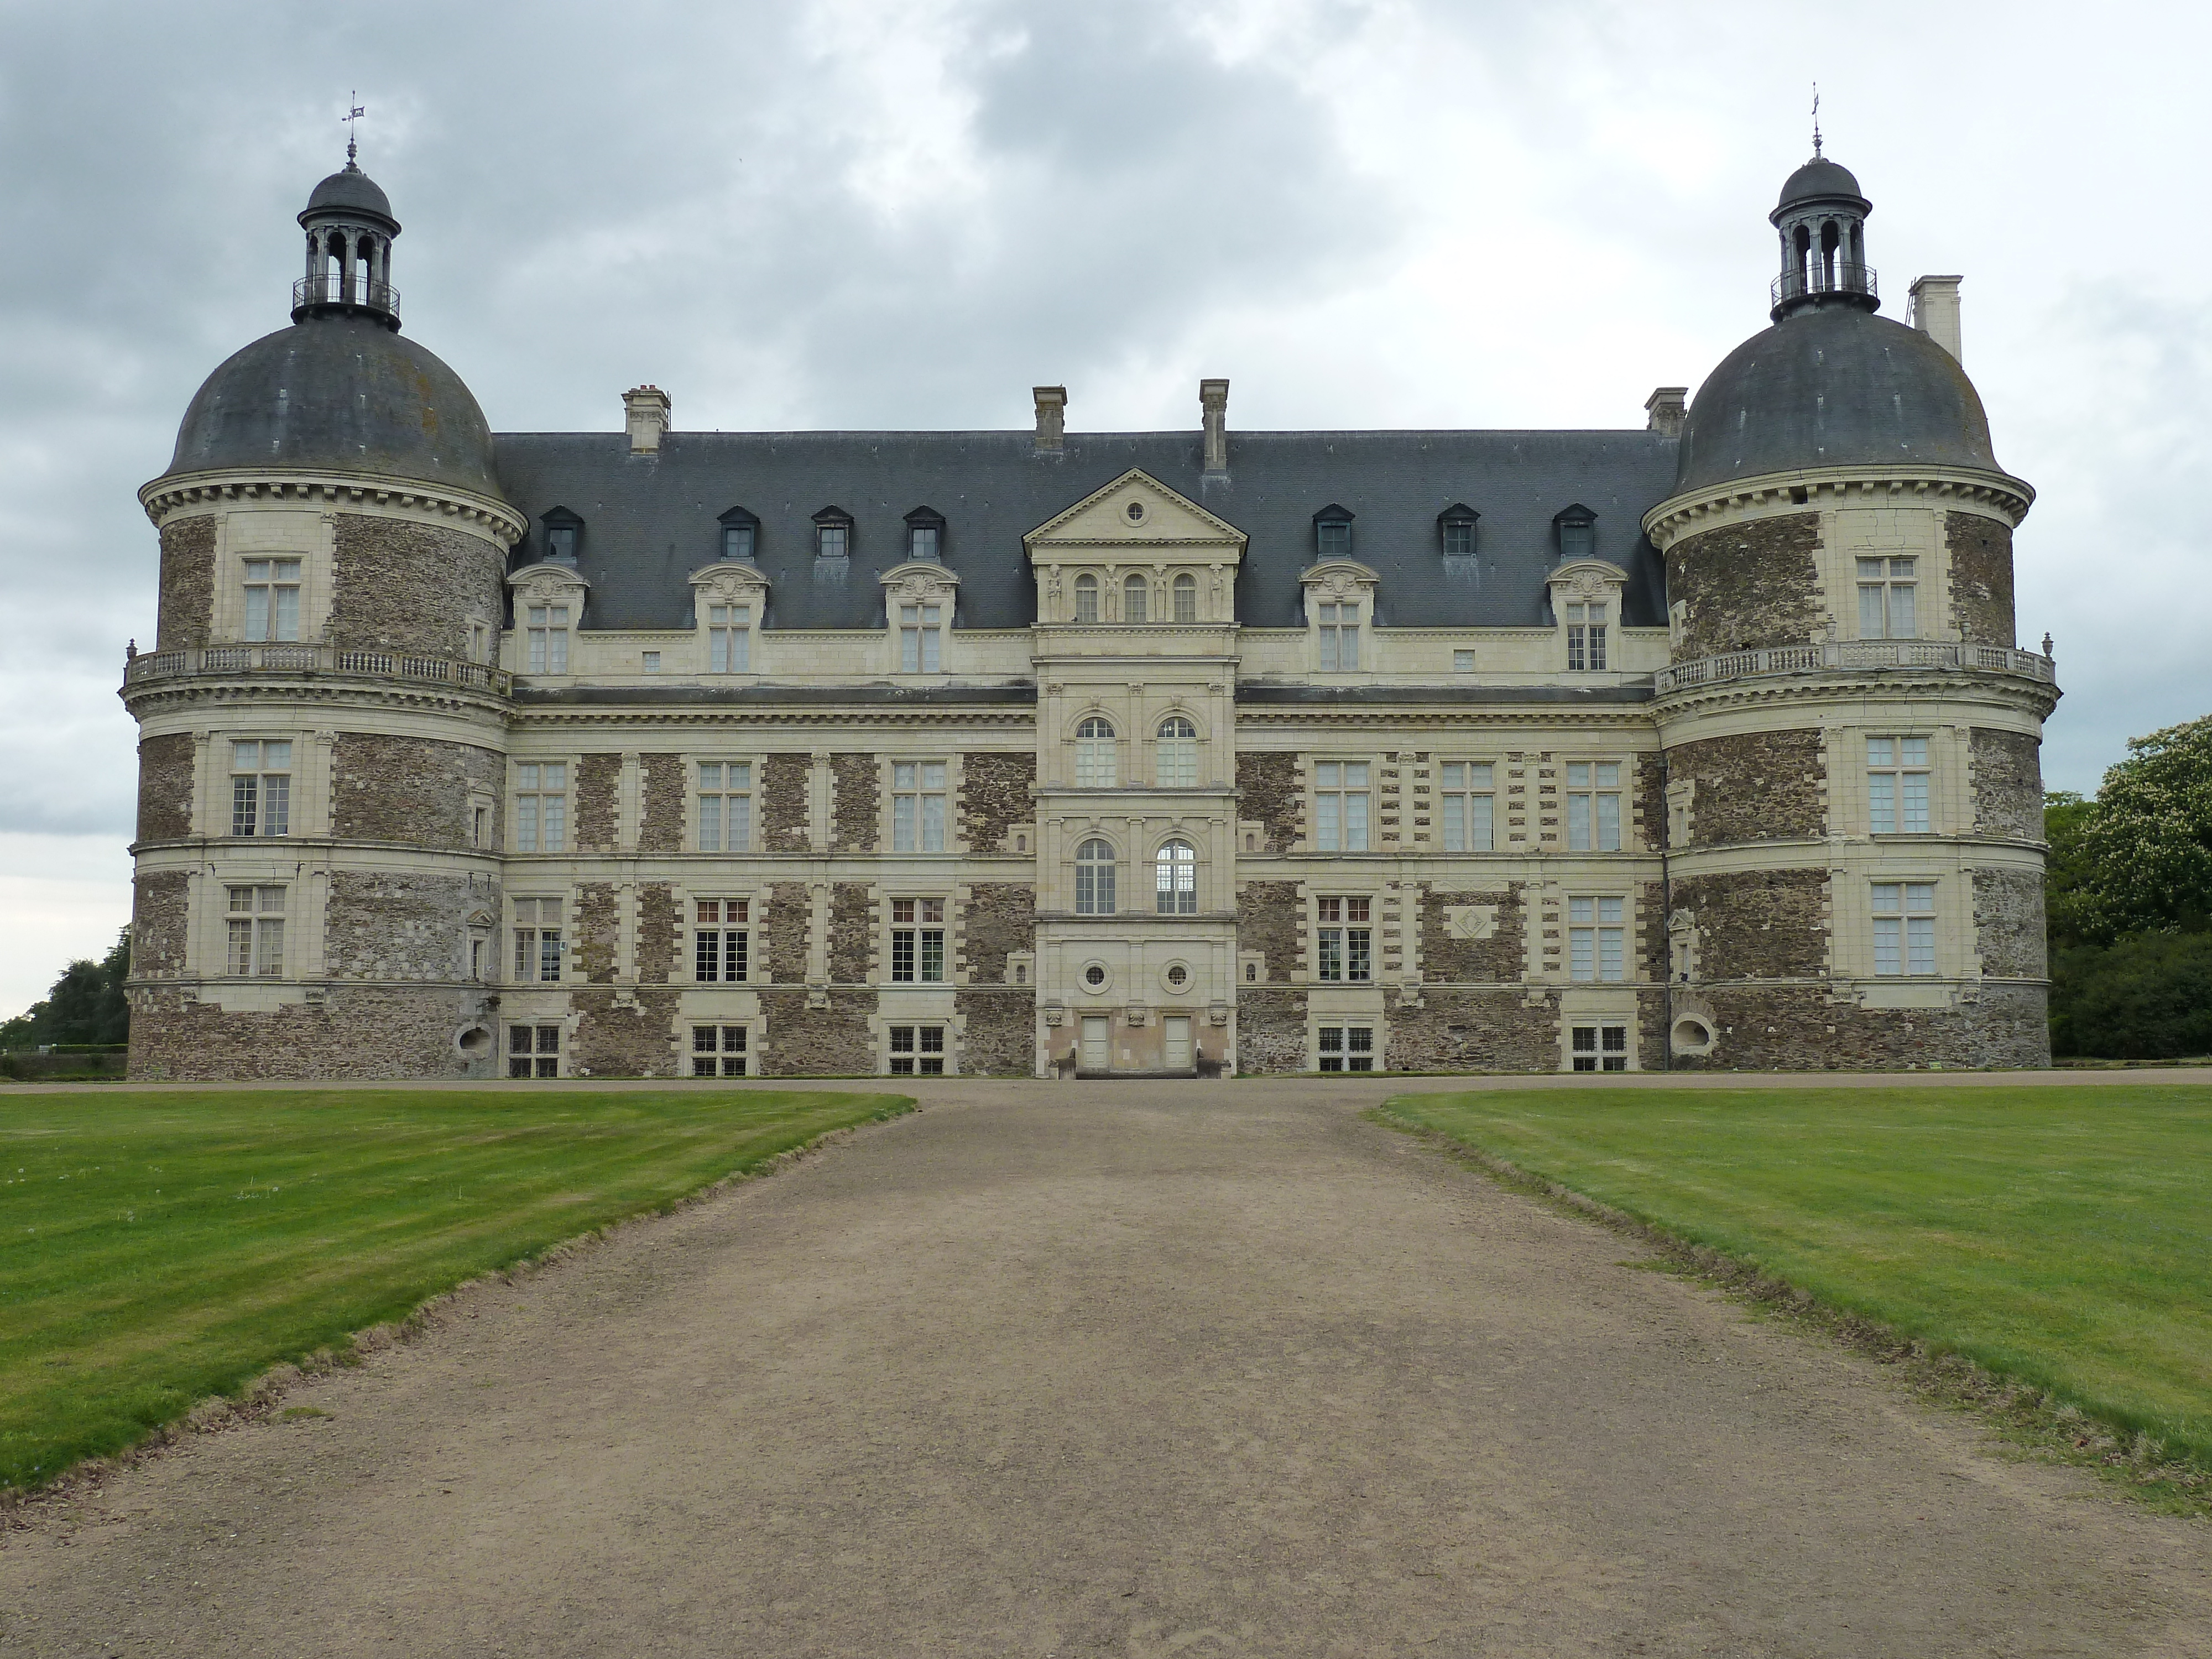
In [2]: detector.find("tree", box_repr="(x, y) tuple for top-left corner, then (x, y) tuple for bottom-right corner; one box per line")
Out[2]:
(2051, 932), (2212, 1060)
(0, 931), (130, 1048)
(2042, 790), (2099, 948)
(2073, 714), (2212, 942)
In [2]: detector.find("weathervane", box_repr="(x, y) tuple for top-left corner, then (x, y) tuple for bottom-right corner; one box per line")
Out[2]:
(343, 93), (365, 164)
(1811, 84), (1823, 158)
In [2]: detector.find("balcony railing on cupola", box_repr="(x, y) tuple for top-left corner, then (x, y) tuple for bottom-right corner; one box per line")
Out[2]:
(1771, 261), (1877, 312)
(1655, 638), (2054, 695)
(291, 273), (400, 324)
(122, 643), (505, 695)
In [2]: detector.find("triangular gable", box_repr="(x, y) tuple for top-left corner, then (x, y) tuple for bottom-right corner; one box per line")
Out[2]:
(1024, 468), (1247, 550)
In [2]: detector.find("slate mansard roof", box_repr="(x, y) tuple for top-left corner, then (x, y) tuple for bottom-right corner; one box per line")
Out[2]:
(491, 427), (1678, 634)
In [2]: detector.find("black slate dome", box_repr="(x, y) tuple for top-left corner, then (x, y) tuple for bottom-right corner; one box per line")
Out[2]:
(1776, 156), (1866, 211)
(1672, 305), (2004, 497)
(160, 314), (500, 496)
(304, 162), (395, 226)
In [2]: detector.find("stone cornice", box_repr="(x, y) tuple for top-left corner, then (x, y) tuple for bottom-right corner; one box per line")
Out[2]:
(1641, 464), (2034, 549)
(119, 676), (510, 721)
(1652, 668), (2060, 722)
(139, 468), (528, 546)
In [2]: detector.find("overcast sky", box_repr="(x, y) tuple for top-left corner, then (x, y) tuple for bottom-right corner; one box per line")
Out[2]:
(2, 0), (2207, 1015)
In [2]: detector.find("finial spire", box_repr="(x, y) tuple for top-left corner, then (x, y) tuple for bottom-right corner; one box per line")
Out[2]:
(343, 93), (364, 166)
(1811, 83), (1822, 158)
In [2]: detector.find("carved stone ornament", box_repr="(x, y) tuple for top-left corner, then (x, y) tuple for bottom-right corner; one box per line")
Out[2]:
(690, 561), (772, 604)
(508, 564), (591, 606)
(1442, 904), (1499, 941)
(881, 563), (959, 609)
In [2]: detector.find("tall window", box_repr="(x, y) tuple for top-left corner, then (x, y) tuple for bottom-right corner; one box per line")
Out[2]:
(1316, 897), (1372, 982)
(1123, 575), (1148, 624)
(514, 763), (567, 852)
(1439, 761), (1494, 852)
(224, 885), (285, 977)
(1317, 1025), (1375, 1072)
(697, 761), (753, 852)
(1314, 761), (1370, 852)
(1073, 573), (1099, 624)
(1868, 736), (1932, 834)
(692, 1025), (749, 1077)
(1858, 557), (1918, 639)
(526, 606), (570, 674)
(1075, 838), (1117, 915)
(1571, 1024), (1627, 1072)
(1566, 602), (1608, 671)
(709, 604), (750, 672)
(1569, 896), (1626, 982)
(693, 899), (749, 983)
(888, 1025), (945, 1075)
(900, 605), (942, 672)
(891, 761), (947, 852)
(512, 898), (562, 983)
(1872, 882), (1937, 975)
(242, 559), (301, 643)
(1075, 717), (1117, 788)
(229, 740), (292, 838)
(1317, 603), (1360, 670)
(1172, 573), (1198, 623)
(1566, 762), (1622, 852)
(509, 1025), (562, 1079)
(891, 899), (946, 982)
(1157, 717), (1198, 787)
(1155, 840), (1197, 915)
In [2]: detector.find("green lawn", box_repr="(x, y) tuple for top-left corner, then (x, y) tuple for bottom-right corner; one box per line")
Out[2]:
(0, 1087), (908, 1491)
(1381, 1085), (2212, 1468)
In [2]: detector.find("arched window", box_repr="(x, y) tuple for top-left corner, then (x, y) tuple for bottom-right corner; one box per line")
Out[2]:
(1076, 717), (1117, 788)
(1123, 574), (1148, 624)
(1075, 838), (1116, 915)
(1155, 839), (1197, 915)
(1157, 716), (1198, 787)
(1073, 573), (1099, 624)
(1172, 572), (1198, 623)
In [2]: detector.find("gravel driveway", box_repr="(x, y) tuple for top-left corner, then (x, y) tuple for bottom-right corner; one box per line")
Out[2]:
(5, 1079), (2209, 1657)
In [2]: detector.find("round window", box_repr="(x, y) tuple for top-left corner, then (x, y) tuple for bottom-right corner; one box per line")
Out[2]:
(1165, 964), (1189, 990)
(1083, 963), (1108, 989)
(1124, 499), (1146, 523)
(1672, 1017), (1714, 1051)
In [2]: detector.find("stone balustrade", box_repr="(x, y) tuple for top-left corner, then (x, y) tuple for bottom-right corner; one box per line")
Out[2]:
(123, 643), (509, 695)
(1654, 639), (2056, 695)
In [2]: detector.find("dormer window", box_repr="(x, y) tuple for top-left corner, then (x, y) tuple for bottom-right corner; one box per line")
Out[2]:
(541, 508), (583, 566)
(1314, 505), (1354, 559)
(1554, 505), (1596, 562)
(812, 507), (853, 559)
(718, 507), (759, 563)
(904, 506), (946, 562)
(1439, 504), (1478, 558)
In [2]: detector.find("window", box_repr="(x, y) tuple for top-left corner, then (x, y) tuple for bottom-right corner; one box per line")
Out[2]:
(224, 885), (285, 977)
(1566, 603), (1608, 671)
(1155, 840), (1197, 915)
(1316, 896), (1372, 982)
(693, 899), (750, 983)
(697, 761), (753, 852)
(891, 761), (948, 851)
(469, 935), (487, 980)
(723, 523), (755, 562)
(472, 804), (490, 848)
(1868, 736), (1932, 834)
(1858, 557), (1918, 639)
(1123, 575), (1148, 624)
(1317, 603), (1360, 671)
(691, 1025), (749, 1077)
(708, 604), (750, 672)
(514, 763), (567, 852)
(1314, 510), (1353, 558)
(1439, 761), (1494, 852)
(229, 740), (292, 837)
(1317, 1025), (1375, 1072)
(1453, 649), (1475, 672)
(541, 511), (580, 565)
(1156, 717), (1198, 787)
(471, 622), (490, 664)
(1556, 509), (1595, 561)
(1571, 1024), (1628, 1072)
(512, 898), (562, 983)
(1439, 508), (1477, 557)
(242, 559), (301, 642)
(889, 1025), (946, 1075)
(508, 1024), (561, 1079)
(1073, 573), (1099, 624)
(1314, 761), (1370, 852)
(891, 898), (946, 982)
(909, 524), (939, 561)
(641, 651), (661, 672)
(1566, 762), (1623, 852)
(900, 605), (942, 672)
(1075, 838), (1117, 915)
(1872, 882), (1937, 976)
(526, 606), (570, 674)
(1172, 573), (1197, 624)
(1075, 717), (1117, 788)
(814, 510), (852, 559)
(1569, 896), (1626, 982)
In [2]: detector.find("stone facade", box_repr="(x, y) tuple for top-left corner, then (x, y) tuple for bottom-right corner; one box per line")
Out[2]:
(572, 754), (622, 853)
(635, 883), (678, 984)
(639, 754), (686, 853)
(1670, 730), (1825, 844)
(1947, 512), (2016, 647)
(1235, 988), (1307, 1073)
(1237, 880), (1302, 981)
(761, 754), (810, 853)
(331, 733), (504, 849)
(1237, 753), (1301, 852)
(958, 751), (1035, 851)
(328, 514), (504, 659)
(1419, 886), (1525, 983)
(570, 988), (683, 1077)
(758, 990), (877, 1075)
(1969, 728), (2043, 841)
(955, 989), (1033, 1076)
(763, 881), (811, 984)
(136, 732), (196, 843)
(1672, 868), (1830, 980)
(1668, 983), (2048, 1071)
(131, 871), (190, 978)
(155, 515), (215, 651)
(573, 882), (621, 982)
(1388, 992), (1559, 1072)
(325, 870), (474, 982)
(1973, 867), (2047, 980)
(961, 883), (1034, 984)
(1666, 512), (1823, 656)
(831, 753), (877, 852)
(828, 884), (872, 984)
(127, 985), (487, 1082)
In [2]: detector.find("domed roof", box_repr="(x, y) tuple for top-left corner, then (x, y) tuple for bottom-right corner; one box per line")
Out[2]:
(160, 314), (500, 497)
(302, 162), (395, 226)
(1672, 305), (2006, 498)
(1776, 156), (1866, 212)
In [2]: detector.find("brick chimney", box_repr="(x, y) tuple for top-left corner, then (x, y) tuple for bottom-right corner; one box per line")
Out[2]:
(1200, 378), (1229, 476)
(1908, 276), (1963, 363)
(1644, 387), (1688, 436)
(624, 385), (671, 453)
(1032, 385), (1066, 453)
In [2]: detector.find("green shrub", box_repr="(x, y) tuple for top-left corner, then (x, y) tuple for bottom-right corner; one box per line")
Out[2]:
(2051, 932), (2212, 1060)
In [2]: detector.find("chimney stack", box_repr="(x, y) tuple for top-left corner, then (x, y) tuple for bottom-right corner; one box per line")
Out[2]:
(624, 385), (671, 453)
(1908, 276), (1964, 363)
(1199, 378), (1229, 476)
(1032, 385), (1067, 453)
(1644, 386), (1688, 436)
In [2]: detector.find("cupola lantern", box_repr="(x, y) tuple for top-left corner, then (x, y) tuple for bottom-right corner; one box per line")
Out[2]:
(293, 142), (401, 330)
(1768, 150), (1876, 322)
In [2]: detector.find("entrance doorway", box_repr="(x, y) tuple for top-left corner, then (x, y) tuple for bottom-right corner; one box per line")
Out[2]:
(1164, 1015), (1192, 1071)
(1080, 1015), (1110, 1072)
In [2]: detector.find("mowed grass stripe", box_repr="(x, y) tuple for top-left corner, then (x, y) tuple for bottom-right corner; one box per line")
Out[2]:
(0, 1088), (908, 1490)
(1380, 1085), (2212, 1467)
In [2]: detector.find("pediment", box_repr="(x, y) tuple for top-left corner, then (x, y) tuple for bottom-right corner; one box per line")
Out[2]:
(688, 561), (773, 602)
(1025, 468), (1246, 557)
(1546, 558), (1629, 598)
(879, 561), (961, 605)
(507, 562), (591, 604)
(1299, 559), (1380, 595)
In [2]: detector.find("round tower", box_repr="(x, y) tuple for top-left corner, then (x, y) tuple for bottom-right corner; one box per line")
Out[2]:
(1644, 153), (2059, 1071)
(123, 156), (524, 1079)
